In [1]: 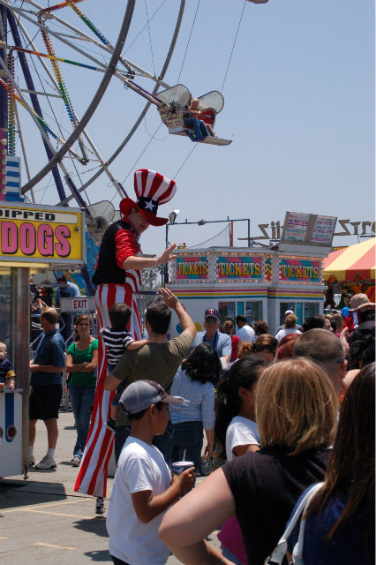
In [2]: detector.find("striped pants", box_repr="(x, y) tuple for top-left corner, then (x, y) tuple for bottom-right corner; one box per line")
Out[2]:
(74, 283), (142, 497)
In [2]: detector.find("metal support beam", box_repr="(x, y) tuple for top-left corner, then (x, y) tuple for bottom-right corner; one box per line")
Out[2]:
(11, 267), (30, 478)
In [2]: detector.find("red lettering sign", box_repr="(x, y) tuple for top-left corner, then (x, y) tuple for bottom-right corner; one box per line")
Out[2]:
(0, 221), (72, 258)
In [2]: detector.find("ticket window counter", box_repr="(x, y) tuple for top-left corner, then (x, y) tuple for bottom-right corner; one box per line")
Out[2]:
(219, 300), (263, 327)
(279, 302), (320, 327)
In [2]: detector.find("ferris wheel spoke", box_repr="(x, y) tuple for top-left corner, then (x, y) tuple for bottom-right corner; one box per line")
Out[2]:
(0, 63), (84, 162)
(1, 1), (112, 72)
(0, 52), (79, 201)
(11, 8), (61, 93)
(2, 1), (184, 206)
(10, 0), (137, 195)
(61, 0), (186, 204)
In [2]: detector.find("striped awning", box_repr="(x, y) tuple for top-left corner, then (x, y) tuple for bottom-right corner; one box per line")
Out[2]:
(323, 238), (375, 282)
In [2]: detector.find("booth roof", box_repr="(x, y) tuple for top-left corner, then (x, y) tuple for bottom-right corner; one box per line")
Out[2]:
(323, 238), (375, 282)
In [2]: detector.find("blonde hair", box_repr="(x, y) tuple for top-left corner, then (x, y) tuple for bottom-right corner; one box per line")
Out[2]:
(256, 358), (338, 455)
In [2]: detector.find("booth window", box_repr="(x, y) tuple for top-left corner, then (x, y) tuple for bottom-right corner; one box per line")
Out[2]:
(245, 301), (263, 327)
(219, 301), (262, 328)
(303, 302), (319, 320)
(218, 302), (236, 325)
(280, 302), (319, 326)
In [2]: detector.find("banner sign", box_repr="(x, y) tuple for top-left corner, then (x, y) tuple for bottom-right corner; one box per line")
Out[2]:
(176, 256), (209, 280)
(279, 258), (321, 283)
(280, 212), (337, 248)
(0, 203), (84, 264)
(282, 212), (309, 242)
(311, 216), (337, 244)
(216, 256), (262, 280)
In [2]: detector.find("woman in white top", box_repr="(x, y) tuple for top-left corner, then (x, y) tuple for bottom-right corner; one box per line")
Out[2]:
(275, 313), (301, 343)
(215, 355), (268, 564)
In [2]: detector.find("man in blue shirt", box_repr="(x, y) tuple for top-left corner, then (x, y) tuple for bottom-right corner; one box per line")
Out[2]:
(193, 308), (231, 365)
(29, 308), (66, 470)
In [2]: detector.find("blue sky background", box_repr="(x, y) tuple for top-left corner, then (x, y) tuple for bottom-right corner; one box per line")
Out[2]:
(18, 0), (375, 254)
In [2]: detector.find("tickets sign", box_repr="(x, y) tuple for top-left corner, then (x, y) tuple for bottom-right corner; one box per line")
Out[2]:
(0, 203), (84, 264)
(176, 256), (209, 280)
(216, 256), (262, 280)
(279, 258), (321, 283)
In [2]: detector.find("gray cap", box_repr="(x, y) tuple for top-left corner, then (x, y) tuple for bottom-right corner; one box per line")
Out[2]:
(285, 310), (294, 316)
(119, 380), (189, 416)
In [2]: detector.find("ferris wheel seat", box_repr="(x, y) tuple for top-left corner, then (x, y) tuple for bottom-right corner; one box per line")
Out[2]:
(169, 128), (232, 146)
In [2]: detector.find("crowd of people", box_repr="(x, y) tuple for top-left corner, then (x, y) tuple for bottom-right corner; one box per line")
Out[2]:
(7, 168), (373, 564)
(21, 288), (375, 565)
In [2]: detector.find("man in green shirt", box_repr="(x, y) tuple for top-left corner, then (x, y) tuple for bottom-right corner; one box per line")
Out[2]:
(104, 288), (196, 463)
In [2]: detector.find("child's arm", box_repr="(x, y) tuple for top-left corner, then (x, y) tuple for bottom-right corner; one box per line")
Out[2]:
(2, 363), (16, 391)
(127, 339), (148, 351)
(4, 376), (15, 391)
(132, 467), (195, 524)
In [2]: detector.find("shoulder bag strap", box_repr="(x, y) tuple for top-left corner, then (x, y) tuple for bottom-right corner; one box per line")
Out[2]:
(264, 482), (324, 565)
(291, 482), (324, 564)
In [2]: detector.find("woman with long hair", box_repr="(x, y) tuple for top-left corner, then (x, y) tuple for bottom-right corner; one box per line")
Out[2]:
(215, 355), (268, 564)
(170, 343), (221, 472)
(287, 362), (375, 564)
(160, 358), (338, 565)
(65, 314), (98, 468)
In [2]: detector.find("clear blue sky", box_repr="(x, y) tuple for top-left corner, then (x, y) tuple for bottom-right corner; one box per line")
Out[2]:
(17, 0), (375, 254)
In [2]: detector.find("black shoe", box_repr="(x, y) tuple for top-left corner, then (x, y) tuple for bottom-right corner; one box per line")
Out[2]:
(96, 497), (105, 514)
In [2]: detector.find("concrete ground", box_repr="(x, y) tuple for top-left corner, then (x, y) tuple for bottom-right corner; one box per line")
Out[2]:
(0, 410), (223, 565)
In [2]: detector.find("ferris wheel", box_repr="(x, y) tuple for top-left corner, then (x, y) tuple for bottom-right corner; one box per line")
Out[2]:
(0, 0), (185, 222)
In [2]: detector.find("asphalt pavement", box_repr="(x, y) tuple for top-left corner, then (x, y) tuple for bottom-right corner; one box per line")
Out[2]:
(0, 410), (222, 565)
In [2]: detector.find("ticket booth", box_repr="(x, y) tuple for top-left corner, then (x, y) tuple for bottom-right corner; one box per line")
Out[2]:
(167, 213), (336, 336)
(0, 202), (85, 477)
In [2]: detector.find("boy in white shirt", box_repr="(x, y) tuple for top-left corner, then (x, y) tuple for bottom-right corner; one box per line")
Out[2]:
(107, 380), (195, 565)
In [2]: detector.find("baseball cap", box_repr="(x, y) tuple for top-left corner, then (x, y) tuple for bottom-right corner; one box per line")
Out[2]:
(119, 380), (189, 416)
(205, 308), (220, 321)
(285, 310), (294, 316)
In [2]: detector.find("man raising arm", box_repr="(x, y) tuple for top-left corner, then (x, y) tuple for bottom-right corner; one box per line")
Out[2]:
(104, 288), (196, 465)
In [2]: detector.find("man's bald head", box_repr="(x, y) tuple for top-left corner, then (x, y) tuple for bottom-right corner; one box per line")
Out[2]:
(294, 329), (347, 394)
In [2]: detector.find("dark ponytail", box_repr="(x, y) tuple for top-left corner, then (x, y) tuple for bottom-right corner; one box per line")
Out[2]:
(214, 355), (267, 452)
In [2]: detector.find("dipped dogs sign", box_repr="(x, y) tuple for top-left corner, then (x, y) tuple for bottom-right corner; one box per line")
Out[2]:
(0, 203), (84, 264)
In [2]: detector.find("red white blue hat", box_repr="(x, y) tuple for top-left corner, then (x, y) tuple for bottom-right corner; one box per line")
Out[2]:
(120, 169), (177, 226)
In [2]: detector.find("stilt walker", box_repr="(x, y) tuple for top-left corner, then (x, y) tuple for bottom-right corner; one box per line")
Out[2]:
(74, 169), (177, 503)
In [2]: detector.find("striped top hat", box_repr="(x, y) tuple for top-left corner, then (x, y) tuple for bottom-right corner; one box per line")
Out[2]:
(120, 169), (177, 226)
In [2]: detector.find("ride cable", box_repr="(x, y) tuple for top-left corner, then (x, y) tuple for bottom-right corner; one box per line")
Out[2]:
(221, 0), (247, 92)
